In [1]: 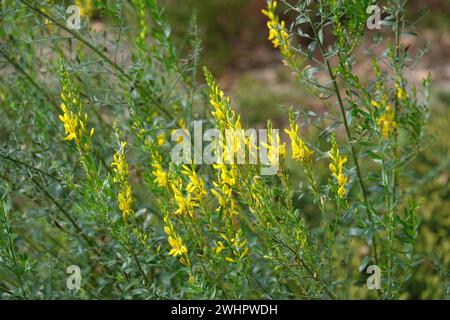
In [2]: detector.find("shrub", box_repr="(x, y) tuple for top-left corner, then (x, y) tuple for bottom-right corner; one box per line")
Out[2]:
(0, 0), (446, 299)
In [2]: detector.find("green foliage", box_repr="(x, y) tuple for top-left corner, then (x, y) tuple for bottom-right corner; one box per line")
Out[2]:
(0, 0), (448, 300)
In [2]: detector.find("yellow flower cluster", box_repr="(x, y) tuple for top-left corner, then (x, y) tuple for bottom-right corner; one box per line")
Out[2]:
(205, 68), (246, 167)
(262, 1), (293, 62)
(59, 102), (79, 142)
(211, 163), (238, 217)
(204, 68), (241, 218)
(395, 82), (407, 101)
(171, 119), (188, 144)
(372, 95), (398, 138)
(261, 120), (286, 166)
(377, 106), (398, 138)
(151, 163), (168, 188)
(164, 216), (189, 266)
(214, 163), (237, 187)
(118, 185), (133, 218)
(206, 70), (241, 132)
(134, 0), (148, 43)
(328, 136), (348, 199)
(151, 145), (206, 220)
(157, 132), (166, 146)
(112, 142), (129, 181)
(181, 165), (207, 202)
(214, 232), (249, 264)
(149, 147), (172, 190)
(249, 176), (263, 211)
(219, 233), (248, 263)
(204, 68), (249, 264)
(75, 0), (94, 17)
(147, 145), (199, 264)
(215, 241), (225, 254)
(111, 141), (134, 220)
(171, 177), (198, 218)
(58, 64), (94, 151)
(285, 116), (314, 166)
(371, 94), (387, 110)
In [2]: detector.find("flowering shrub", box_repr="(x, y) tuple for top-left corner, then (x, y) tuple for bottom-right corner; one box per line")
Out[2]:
(0, 0), (447, 300)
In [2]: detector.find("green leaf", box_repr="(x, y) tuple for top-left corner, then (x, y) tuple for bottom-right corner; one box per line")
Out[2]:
(367, 151), (383, 162)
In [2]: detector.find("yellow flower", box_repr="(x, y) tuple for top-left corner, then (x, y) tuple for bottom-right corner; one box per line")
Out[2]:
(372, 94), (398, 139)
(157, 132), (165, 146)
(226, 235), (248, 261)
(177, 119), (186, 129)
(372, 95), (388, 109)
(204, 67), (240, 131)
(285, 121), (314, 166)
(329, 136), (348, 199)
(111, 140), (134, 220)
(240, 247), (249, 259)
(261, 121), (286, 166)
(111, 142), (128, 182)
(75, 0), (94, 17)
(171, 128), (188, 144)
(135, 0), (148, 43)
(59, 105), (79, 142)
(219, 232), (248, 262)
(205, 68), (240, 217)
(171, 181), (198, 217)
(151, 163), (168, 188)
(181, 165), (207, 201)
(168, 235), (188, 257)
(215, 241), (225, 254)
(213, 163), (237, 187)
(337, 184), (346, 198)
(372, 100), (380, 109)
(231, 237), (247, 249)
(225, 257), (237, 263)
(211, 182), (237, 217)
(395, 83), (407, 100)
(211, 187), (225, 206)
(164, 216), (190, 266)
(262, 1), (293, 62)
(204, 69), (248, 219)
(58, 62), (94, 150)
(118, 185), (133, 219)
(377, 104), (398, 138)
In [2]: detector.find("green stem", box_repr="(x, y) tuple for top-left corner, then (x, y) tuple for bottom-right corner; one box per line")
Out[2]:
(19, 0), (174, 120)
(0, 49), (58, 112)
(0, 153), (58, 181)
(275, 238), (337, 300)
(392, 0), (402, 204)
(1, 203), (27, 298)
(307, 14), (379, 265)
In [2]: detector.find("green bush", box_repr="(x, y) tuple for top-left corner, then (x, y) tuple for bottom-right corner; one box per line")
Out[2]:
(0, 0), (448, 299)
